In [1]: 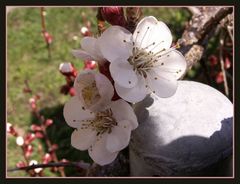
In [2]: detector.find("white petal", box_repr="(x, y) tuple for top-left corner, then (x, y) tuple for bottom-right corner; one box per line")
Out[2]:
(81, 37), (104, 60)
(146, 70), (178, 98)
(88, 134), (119, 166)
(110, 99), (138, 130)
(110, 58), (138, 88)
(98, 26), (133, 62)
(71, 49), (95, 61)
(106, 120), (132, 153)
(71, 128), (97, 150)
(74, 70), (114, 112)
(115, 75), (148, 103)
(154, 50), (187, 79)
(133, 16), (172, 53)
(63, 96), (94, 128)
(74, 70), (95, 107)
(90, 72), (114, 111)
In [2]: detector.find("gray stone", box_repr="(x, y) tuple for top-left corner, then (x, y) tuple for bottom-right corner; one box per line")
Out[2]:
(130, 81), (233, 176)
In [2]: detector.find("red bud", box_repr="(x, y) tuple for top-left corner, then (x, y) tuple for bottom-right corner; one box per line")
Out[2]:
(31, 124), (42, 132)
(101, 7), (126, 26)
(224, 57), (231, 69)
(69, 87), (76, 96)
(84, 60), (97, 70)
(35, 132), (44, 139)
(16, 161), (26, 168)
(209, 55), (218, 66)
(43, 153), (52, 164)
(216, 72), (224, 83)
(45, 119), (53, 127)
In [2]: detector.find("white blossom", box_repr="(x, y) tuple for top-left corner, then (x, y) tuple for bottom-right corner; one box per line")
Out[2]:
(63, 97), (138, 165)
(98, 16), (187, 103)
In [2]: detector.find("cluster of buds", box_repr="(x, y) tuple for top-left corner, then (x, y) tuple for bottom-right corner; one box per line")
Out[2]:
(59, 62), (78, 96)
(208, 54), (232, 84)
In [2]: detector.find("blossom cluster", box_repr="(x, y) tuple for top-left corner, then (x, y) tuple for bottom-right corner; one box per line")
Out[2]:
(64, 15), (187, 165)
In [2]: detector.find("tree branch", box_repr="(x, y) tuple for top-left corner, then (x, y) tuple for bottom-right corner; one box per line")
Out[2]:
(178, 7), (233, 73)
(7, 161), (90, 172)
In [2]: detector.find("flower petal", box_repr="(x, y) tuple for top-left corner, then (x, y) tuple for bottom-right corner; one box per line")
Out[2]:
(115, 75), (148, 103)
(91, 72), (114, 111)
(110, 99), (138, 130)
(106, 120), (132, 153)
(63, 96), (94, 128)
(71, 49), (95, 61)
(74, 70), (114, 112)
(133, 16), (172, 53)
(88, 134), (119, 165)
(110, 58), (138, 88)
(154, 50), (187, 79)
(71, 128), (97, 151)
(146, 70), (178, 98)
(99, 26), (133, 62)
(81, 37), (103, 60)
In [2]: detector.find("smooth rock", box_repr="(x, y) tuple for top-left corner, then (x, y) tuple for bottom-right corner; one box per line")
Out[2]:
(130, 81), (233, 176)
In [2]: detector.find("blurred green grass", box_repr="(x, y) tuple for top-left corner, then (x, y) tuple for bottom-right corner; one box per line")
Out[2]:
(7, 7), (191, 177)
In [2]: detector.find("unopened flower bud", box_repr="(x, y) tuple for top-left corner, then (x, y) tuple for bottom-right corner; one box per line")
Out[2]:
(29, 160), (43, 173)
(45, 119), (53, 127)
(16, 161), (26, 168)
(216, 72), (224, 84)
(43, 31), (53, 44)
(35, 132), (44, 139)
(224, 57), (231, 69)
(43, 153), (52, 164)
(59, 62), (77, 77)
(84, 60), (97, 70)
(25, 144), (33, 158)
(101, 7), (126, 26)
(16, 136), (24, 146)
(24, 133), (36, 144)
(7, 123), (17, 136)
(29, 98), (37, 110)
(69, 87), (75, 96)
(31, 124), (42, 132)
(81, 26), (91, 36)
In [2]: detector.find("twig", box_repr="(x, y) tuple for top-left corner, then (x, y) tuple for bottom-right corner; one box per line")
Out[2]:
(186, 7), (201, 15)
(7, 161), (90, 172)
(178, 7), (233, 74)
(96, 8), (106, 35)
(219, 30), (229, 96)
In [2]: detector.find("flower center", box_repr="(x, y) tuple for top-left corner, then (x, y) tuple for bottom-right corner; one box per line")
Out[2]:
(81, 109), (117, 135)
(81, 81), (101, 107)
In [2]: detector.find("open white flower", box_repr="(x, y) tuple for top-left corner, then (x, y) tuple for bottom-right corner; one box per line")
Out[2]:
(74, 69), (114, 112)
(72, 36), (105, 64)
(98, 16), (187, 103)
(63, 97), (138, 165)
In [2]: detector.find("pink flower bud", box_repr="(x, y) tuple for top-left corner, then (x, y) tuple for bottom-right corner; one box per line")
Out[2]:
(43, 153), (52, 164)
(29, 98), (37, 110)
(7, 123), (17, 136)
(224, 57), (231, 69)
(59, 62), (77, 77)
(43, 31), (53, 44)
(45, 119), (53, 127)
(84, 60), (97, 70)
(216, 72), (224, 84)
(35, 132), (44, 139)
(69, 87), (75, 96)
(209, 55), (218, 66)
(25, 145), (33, 158)
(101, 7), (126, 26)
(81, 26), (91, 36)
(31, 124), (42, 132)
(24, 133), (36, 144)
(16, 161), (26, 168)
